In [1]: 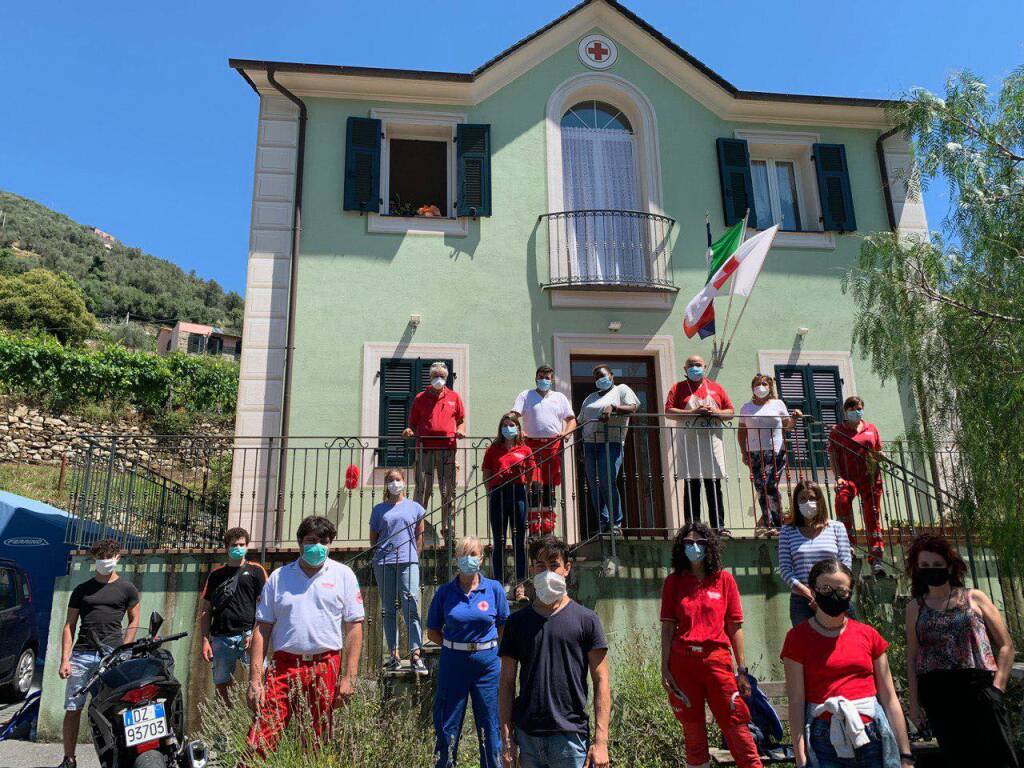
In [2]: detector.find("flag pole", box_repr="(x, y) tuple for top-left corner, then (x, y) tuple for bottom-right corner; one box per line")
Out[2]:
(713, 209), (748, 370)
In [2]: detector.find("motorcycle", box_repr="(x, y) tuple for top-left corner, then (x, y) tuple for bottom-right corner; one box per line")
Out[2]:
(75, 611), (208, 768)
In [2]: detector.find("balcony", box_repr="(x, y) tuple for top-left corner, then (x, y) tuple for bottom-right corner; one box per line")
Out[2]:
(539, 209), (676, 294)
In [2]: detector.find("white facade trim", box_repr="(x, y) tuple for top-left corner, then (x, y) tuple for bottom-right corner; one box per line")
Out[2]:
(881, 135), (929, 239)
(550, 288), (675, 310)
(551, 333), (680, 542)
(229, 95), (298, 542)
(367, 108), (469, 236)
(756, 349), (858, 399)
(360, 341), (471, 485)
(237, 4), (891, 129)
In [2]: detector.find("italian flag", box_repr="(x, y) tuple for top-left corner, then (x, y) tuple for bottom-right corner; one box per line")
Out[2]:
(683, 222), (780, 338)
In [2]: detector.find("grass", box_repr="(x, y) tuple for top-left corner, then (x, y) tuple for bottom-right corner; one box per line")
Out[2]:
(0, 461), (65, 505)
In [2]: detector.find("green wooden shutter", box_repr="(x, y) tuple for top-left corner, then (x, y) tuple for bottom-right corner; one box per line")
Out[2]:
(716, 138), (757, 227)
(456, 124), (491, 217)
(377, 358), (457, 467)
(812, 143), (856, 232)
(774, 365), (811, 468)
(343, 117), (381, 212)
(774, 364), (843, 469)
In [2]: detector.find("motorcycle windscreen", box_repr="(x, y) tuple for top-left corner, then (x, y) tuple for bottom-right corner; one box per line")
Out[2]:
(99, 657), (170, 694)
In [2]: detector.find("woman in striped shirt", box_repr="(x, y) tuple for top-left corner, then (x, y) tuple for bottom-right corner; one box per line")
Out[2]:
(778, 480), (852, 626)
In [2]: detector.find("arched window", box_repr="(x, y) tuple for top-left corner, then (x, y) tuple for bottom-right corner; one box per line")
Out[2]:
(560, 101), (632, 132)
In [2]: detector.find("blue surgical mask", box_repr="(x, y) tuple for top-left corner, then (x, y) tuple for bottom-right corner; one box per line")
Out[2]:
(686, 366), (704, 382)
(457, 555), (481, 575)
(301, 543), (329, 568)
(228, 545), (247, 561)
(845, 409), (864, 423)
(595, 376), (613, 391)
(683, 542), (706, 562)
(501, 425), (518, 439)
(536, 378), (552, 392)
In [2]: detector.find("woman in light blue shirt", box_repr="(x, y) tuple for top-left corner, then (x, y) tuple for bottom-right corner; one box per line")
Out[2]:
(369, 468), (427, 674)
(777, 480), (852, 626)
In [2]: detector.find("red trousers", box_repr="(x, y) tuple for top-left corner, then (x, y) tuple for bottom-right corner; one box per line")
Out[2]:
(834, 480), (884, 558)
(666, 646), (762, 768)
(248, 650), (341, 755)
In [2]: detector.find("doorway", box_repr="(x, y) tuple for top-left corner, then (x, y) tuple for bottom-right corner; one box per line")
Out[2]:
(569, 355), (667, 539)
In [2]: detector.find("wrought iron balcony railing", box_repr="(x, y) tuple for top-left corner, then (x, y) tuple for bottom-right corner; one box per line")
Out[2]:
(539, 209), (676, 290)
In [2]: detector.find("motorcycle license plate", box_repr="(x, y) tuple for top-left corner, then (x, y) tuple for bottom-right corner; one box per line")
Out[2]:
(122, 702), (168, 747)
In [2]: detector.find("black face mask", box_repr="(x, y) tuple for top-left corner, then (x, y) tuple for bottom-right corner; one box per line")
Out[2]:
(815, 590), (851, 618)
(921, 568), (950, 587)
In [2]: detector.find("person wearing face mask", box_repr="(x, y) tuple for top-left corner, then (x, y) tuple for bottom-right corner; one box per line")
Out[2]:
(782, 557), (914, 768)
(247, 516), (365, 755)
(482, 413), (536, 603)
(665, 355), (735, 534)
(738, 374), (802, 534)
(511, 365), (576, 537)
(778, 481), (852, 627)
(660, 522), (762, 768)
(578, 364), (640, 535)
(403, 361), (466, 543)
(369, 468), (427, 675)
(199, 526), (268, 705)
(427, 537), (511, 768)
(904, 534), (1018, 767)
(827, 395), (886, 578)
(498, 536), (610, 768)
(58, 539), (140, 768)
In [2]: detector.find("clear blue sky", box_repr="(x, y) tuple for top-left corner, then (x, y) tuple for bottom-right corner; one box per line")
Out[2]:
(2, 1), (1021, 295)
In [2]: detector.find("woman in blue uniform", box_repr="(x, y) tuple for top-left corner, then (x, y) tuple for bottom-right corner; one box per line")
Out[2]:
(427, 536), (510, 768)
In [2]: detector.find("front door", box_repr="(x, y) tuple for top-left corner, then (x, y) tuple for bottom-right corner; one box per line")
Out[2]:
(570, 356), (666, 539)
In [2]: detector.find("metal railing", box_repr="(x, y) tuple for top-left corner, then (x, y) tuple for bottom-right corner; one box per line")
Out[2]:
(539, 209), (676, 290)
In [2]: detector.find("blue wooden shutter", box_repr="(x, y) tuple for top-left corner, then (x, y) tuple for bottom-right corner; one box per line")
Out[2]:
(812, 143), (856, 232)
(377, 358), (457, 467)
(456, 124), (491, 217)
(343, 117), (381, 212)
(716, 138), (757, 227)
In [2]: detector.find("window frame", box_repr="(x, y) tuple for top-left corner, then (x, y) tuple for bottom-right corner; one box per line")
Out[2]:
(368, 108), (468, 236)
(734, 129), (836, 250)
(750, 157), (804, 232)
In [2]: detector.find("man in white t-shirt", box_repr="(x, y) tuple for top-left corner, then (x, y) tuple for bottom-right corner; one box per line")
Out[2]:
(579, 364), (640, 533)
(247, 516), (365, 754)
(512, 365), (577, 536)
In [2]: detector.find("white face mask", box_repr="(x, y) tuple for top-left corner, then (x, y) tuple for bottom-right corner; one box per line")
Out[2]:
(431, 376), (446, 390)
(798, 500), (818, 519)
(95, 557), (118, 576)
(386, 479), (404, 496)
(753, 385), (770, 398)
(533, 570), (567, 605)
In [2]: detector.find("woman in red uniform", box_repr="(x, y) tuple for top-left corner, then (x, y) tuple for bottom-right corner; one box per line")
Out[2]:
(482, 412), (535, 603)
(827, 395), (886, 578)
(660, 522), (762, 768)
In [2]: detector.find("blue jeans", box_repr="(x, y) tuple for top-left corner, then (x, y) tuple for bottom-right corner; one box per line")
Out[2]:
(515, 729), (588, 768)
(211, 632), (251, 685)
(489, 484), (527, 583)
(808, 717), (884, 768)
(434, 647), (501, 768)
(583, 442), (623, 529)
(373, 561), (422, 654)
(64, 649), (107, 710)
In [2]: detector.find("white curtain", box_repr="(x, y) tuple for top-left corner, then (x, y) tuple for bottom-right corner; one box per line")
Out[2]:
(561, 127), (645, 282)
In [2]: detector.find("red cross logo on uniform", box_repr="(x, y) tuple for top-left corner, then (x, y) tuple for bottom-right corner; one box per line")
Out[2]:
(587, 41), (610, 61)
(478, 600), (489, 611)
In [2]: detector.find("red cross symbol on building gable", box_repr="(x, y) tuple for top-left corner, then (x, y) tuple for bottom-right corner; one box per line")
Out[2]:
(587, 41), (610, 61)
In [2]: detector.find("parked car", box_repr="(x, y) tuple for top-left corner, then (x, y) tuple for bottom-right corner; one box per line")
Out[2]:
(0, 558), (38, 700)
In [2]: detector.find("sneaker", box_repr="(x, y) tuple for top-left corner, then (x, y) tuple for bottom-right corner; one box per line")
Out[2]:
(514, 583), (529, 605)
(767, 527), (781, 538)
(718, 528), (733, 539)
(411, 656), (428, 676)
(59, 758), (77, 768)
(872, 561), (887, 579)
(383, 656), (401, 672)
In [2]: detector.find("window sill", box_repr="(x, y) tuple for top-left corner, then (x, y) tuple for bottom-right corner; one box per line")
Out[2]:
(367, 213), (468, 236)
(753, 229), (836, 250)
(548, 287), (675, 310)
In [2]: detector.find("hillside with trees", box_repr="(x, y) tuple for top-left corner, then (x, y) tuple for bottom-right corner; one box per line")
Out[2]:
(0, 189), (244, 332)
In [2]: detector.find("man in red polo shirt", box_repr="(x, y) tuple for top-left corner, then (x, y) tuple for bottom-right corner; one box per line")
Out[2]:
(402, 361), (465, 541)
(665, 355), (734, 533)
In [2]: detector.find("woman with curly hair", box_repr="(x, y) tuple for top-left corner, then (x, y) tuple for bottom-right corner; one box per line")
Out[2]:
(660, 522), (762, 768)
(904, 534), (1018, 767)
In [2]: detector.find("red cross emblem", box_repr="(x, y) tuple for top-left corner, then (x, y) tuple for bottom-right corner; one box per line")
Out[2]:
(478, 600), (489, 611)
(587, 41), (610, 61)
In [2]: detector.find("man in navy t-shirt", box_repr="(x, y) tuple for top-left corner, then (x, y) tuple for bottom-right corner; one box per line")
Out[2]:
(498, 536), (610, 768)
